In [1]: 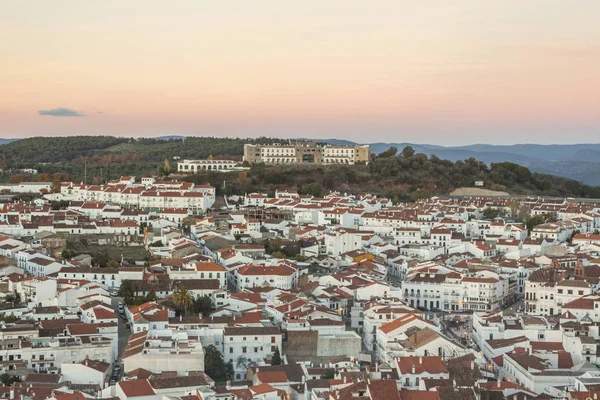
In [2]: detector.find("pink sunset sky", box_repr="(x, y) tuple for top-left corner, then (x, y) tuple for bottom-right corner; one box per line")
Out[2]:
(1, 1), (599, 145)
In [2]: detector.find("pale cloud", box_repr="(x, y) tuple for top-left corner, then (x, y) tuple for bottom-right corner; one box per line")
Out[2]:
(38, 107), (85, 117)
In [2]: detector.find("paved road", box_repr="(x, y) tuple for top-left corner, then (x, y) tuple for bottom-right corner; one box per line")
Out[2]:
(110, 296), (130, 370)
(503, 299), (524, 316)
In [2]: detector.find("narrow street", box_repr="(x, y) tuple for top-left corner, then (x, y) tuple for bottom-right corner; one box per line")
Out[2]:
(111, 295), (131, 365)
(503, 299), (524, 316)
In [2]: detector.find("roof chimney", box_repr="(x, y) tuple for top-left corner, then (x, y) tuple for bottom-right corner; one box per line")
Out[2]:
(497, 378), (501, 388)
(470, 361), (474, 370)
(419, 356), (423, 364)
(411, 365), (416, 374)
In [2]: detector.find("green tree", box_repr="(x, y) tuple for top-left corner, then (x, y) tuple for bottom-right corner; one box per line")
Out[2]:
(378, 146), (398, 158)
(411, 189), (431, 201)
(146, 289), (157, 302)
(237, 171), (248, 185)
(61, 249), (75, 260)
(526, 214), (546, 232)
(271, 251), (286, 259)
(0, 313), (19, 323)
(92, 250), (109, 267)
(174, 285), (194, 316)
(106, 259), (120, 269)
(192, 295), (213, 316)
(119, 280), (135, 305)
(204, 344), (233, 383)
(236, 355), (258, 370)
(301, 183), (325, 198)
(401, 145), (415, 158)
(482, 207), (499, 220)
(272, 347), (282, 365)
(0, 373), (21, 386)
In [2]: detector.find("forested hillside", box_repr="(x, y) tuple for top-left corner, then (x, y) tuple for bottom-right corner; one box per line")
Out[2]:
(1, 137), (600, 200)
(0, 136), (283, 183)
(189, 146), (600, 201)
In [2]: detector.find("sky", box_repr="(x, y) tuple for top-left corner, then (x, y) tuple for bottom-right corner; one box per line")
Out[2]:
(1, 1), (599, 145)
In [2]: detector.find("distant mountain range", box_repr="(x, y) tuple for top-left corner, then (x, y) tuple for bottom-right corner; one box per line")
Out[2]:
(155, 135), (187, 141)
(0, 138), (19, 145)
(307, 139), (600, 186)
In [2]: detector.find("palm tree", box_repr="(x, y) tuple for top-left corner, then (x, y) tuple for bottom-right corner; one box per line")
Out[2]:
(173, 285), (193, 316)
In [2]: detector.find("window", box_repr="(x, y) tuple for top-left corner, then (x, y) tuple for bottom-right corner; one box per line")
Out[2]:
(242, 347), (247, 353)
(271, 336), (276, 343)
(229, 347), (233, 353)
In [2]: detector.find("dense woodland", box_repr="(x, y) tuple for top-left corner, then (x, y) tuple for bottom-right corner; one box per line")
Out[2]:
(0, 136), (283, 184)
(1, 137), (600, 200)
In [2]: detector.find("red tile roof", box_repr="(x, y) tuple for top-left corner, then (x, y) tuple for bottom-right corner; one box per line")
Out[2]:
(118, 379), (155, 397)
(256, 371), (288, 383)
(396, 356), (448, 375)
